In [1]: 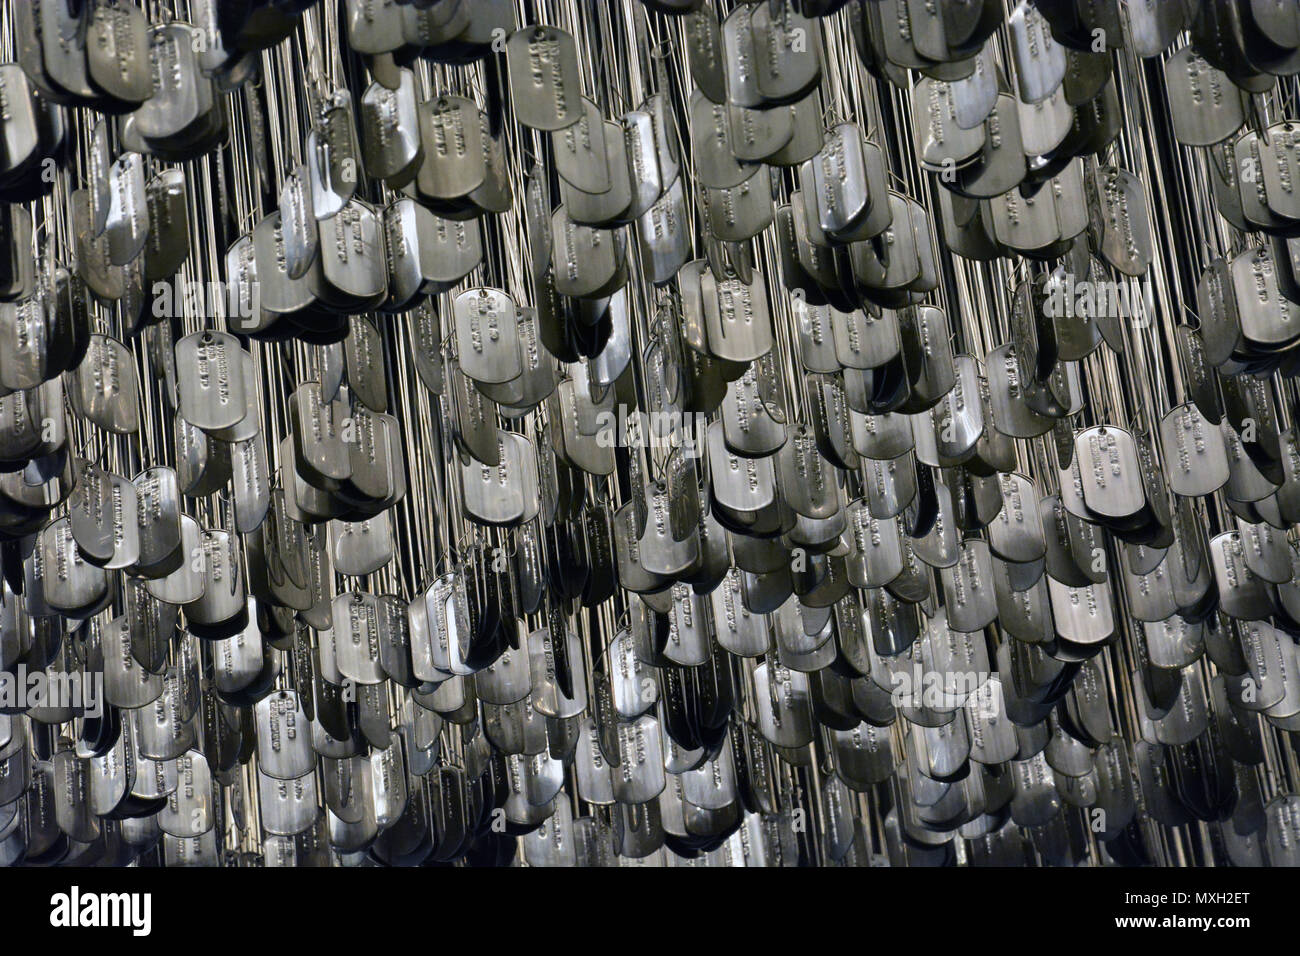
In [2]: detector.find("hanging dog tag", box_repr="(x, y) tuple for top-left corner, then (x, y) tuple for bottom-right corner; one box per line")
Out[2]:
(810, 124), (876, 240)
(529, 625), (587, 719)
(416, 95), (487, 201)
(105, 152), (149, 267)
(361, 71), (422, 189)
(39, 518), (108, 617)
(144, 168), (189, 282)
(1091, 166), (1153, 277)
(145, 514), (205, 605)
(639, 177), (691, 285)
(309, 93), (361, 220)
(313, 200), (387, 310)
(1009, 1), (1066, 104)
(344, 316), (387, 413)
(550, 208), (621, 299)
(454, 288), (522, 386)
(553, 97), (610, 196)
(291, 382), (351, 488)
(1159, 402), (1229, 497)
(1165, 47), (1242, 147)
(691, 91), (754, 189)
(704, 271), (773, 362)
(461, 431), (526, 527)
(506, 26), (582, 131)
(752, 0), (821, 103)
(753, 661), (814, 750)
(135, 24), (208, 142)
(1074, 425), (1145, 519)
(175, 330), (247, 433)
(685, 6), (728, 104)
(70, 334), (139, 434)
(255, 690), (314, 781)
(278, 164), (318, 282)
(68, 461), (116, 566)
(87, 0), (152, 105)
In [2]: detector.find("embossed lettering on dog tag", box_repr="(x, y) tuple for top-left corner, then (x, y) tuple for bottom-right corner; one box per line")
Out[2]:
(704, 271), (773, 362)
(417, 95), (487, 203)
(105, 152), (149, 267)
(506, 26), (582, 131)
(453, 288), (522, 386)
(1075, 425), (1144, 519)
(256, 690), (314, 781)
(361, 70), (422, 188)
(175, 330), (247, 433)
(70, 334), (139, 434)
(754, 661), (814, 749)
(279, 164), (318, 282)
(691, 91), (755, 189)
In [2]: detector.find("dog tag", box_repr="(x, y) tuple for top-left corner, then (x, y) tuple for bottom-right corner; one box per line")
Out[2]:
(1157, 402), (1228, 497)
(174, 330), (247, 433)
(938, 538), (997, 633)
(135, 24), (208, 142)
(550, 208), (622, 300)
(255, 690), (314, 780)
(453, 288), (522, 386)
(87, 0), (152, 104)
(1009, 1), (1066, 104)
(685, 6), (728, 104)
(278, 165), (318, 282)
(691, 91), (755, 189)
(529, 625), (587, 720)
(1166, 47), (1243, 147)
(506, 26), (582, 131)
(1074, 425), (1144, 519)
(105, 152), (149, 267)
(1047, 576), (1115, 646)
(753, 661), (814, 749)
(915, 77), (987, 172)
(1090, 166), (1153, 277)
(361, 71), (422, 188)
(638, 177), (691, 285)
(70, 334), (138, 434)
(65, 461), (111, 567)
(309, 94), (361, 219)
(703, 271), (773, 363)
(416, 95), (487, 201)
(143, 168), (188, 283)
(752, 0), (821, 104)
(461, 431), (526, 527)
(552, 97), (610, 195)
(145, 515), (204, 605)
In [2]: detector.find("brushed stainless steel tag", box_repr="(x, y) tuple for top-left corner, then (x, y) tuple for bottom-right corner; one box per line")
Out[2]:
(453, 288), (521, 386)
(361, 70), (422, 188)
(175, 330), (247, 433)
(506, 26), (583, 131)
(1008, 0), (1066, 104)
(279, 164), (318, 281)
(69, 333), (139, 434)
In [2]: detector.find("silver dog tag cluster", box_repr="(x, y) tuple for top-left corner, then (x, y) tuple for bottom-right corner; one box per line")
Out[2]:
(6, 0), (1300, 872)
